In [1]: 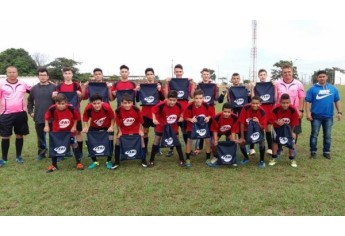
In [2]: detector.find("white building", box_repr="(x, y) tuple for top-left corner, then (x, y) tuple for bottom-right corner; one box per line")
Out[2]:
(0, 75), (39, 86)
(334, 69), (345, 85)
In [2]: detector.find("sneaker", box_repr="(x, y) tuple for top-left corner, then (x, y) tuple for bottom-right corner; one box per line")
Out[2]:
(141, 160), (148, 168)
(241, 158), (250, 165)
(111, 164), (120, 170)
(16, 156), (24, 164)
(232, 163), (238, 167)
(166, 150), (174, 157)
(178, 160), (186, 167)
(46, 165), (58, 173)
(156, 151), (163, 156)
(290, 160), (298, 168)
(323, 153), (331, 160)
(258, 161), (266, 168)
(266, 149), (273, 155)
(149, 161), (155, 167)
(310, 152), (317, 159)
(249, 149), (256, 156)
(269, 158), (277, 166)
(76, 163), (84, 170)
(185, 159), (192, 168)
(0, 159), (7, 167)
(88, 161), (99, 169)
(106, 161), (113, 169)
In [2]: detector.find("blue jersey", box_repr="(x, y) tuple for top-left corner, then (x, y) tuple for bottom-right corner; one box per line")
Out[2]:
(305, 83), (340, 118)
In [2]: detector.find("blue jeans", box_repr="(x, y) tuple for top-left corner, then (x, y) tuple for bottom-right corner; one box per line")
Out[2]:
(310, 118), (333, 153)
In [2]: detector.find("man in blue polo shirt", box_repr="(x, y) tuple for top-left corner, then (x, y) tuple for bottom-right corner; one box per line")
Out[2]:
(305, 70), (342, 159)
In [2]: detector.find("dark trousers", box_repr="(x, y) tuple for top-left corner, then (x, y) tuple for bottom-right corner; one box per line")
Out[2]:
(35, 123), (48, 157)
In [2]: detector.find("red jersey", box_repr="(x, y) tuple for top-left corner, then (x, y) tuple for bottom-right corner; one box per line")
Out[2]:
(111, 80), (136, 93)
(271, 104), (299, 128)
(152, 101), (183, 133)
(260, 103), (273, 123)
(45, 104), (81, 132)
(83, 103), (115, 129)
(115, 106), (143, 135)
(141, 82), (165, 119)
(238, 104), (267, 131)
(211, 112), (239, 134)
(57, 82), (82, 93)
(183, 101), (215, 131)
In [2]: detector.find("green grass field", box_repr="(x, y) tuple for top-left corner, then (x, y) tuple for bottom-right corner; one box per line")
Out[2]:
(1, 86), (345, 216)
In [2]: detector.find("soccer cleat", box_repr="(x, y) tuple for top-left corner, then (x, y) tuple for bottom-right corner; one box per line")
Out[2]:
(310, 152), (317, 159)
(166, 150), (174, 157)
(290, 160), (298, 168)
(258, 161), (266, 168)
(185, 159), (192, 168)
(323, 153), (331, 160)
(269, 158), (277, 166)
(178, 161), (186, 167)
(106, 161), (113, 169)
(88, 161), (99, 169)
(0, 159), (7, 167)
(249, 149), (256, 156)
(16, 156), (24, 164)
(111, 164), (119, 170)
(232, 163), (238, 167)
(46, 165), (58, 173)
(149, 161), (155, 167)
(76, 163), (84, 170)
(241, 158), (250, 165)
(266, 149), (273, 155)
(141, 160), (148, 168)
(157, 150), (163, 156)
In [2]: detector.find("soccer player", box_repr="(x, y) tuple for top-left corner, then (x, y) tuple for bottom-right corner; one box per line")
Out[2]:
(81, 68), (113, 102)
(111, 65), (137, 107)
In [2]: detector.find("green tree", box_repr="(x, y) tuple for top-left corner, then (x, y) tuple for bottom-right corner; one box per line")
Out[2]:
(47, 57), (81, 81)
(209, 69), (216, 81)
(271, 60), (299, 81)
(0, 48), (37, 75)
(311, 68), (338, 84)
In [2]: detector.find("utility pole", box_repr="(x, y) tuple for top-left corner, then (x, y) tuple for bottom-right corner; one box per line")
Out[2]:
(250, 20), (257, 83)
(171, 59), (174, 78)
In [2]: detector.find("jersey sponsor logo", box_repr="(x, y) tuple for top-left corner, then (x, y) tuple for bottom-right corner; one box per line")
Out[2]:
(94, 117), (106, 127)
(54, 146), (67, 154)
(316, 90), (332, 100)
(59, 119), (70, 129)
(144, 96), (155, 103)
(125, 149), (137, 158)
(123, 118), (135, 126)
(278, 118), (290, 124)
(164, 137), (173, 146)
(177, 91), (185, 98)
(204, 96), (211, 103)
(234, 98), (244, 105)
(166, 115), (177, 124)
(93, 145), (105, 154)
(260, 94), (270, 101)
(221, 154), (233, 163)
(279, 137), (288, 144)
(220, 125), (231, 132)
(250, 132), (260, 141)
(196, 129), (207, 137)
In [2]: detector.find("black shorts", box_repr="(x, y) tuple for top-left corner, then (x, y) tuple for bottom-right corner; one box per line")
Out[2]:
(293, 119), (302, 134)
(76, 120), (83, 132)
(0, 111), (29, 137)
(143, 116), (155, 128)
(88, 127), (114, 136)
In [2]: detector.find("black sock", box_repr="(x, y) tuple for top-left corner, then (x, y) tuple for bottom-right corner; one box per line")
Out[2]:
(150, 144), (158, 162)
(259, 145), (265, 162)
(272, 154), (277, 159)
(197, 139), (204, 150)
(266, 132), (272, 149)
(73, 147), (81, 163)
(241, 147), (249, 159)
(52, 157), (58, 167)
(114, 145), (120, 165)
(91, 156), (97, 162)
(141, 148), (146, 162)
(176, 145), (185, 161)
(1, 139), (10, 161)
(206, 152), (211, 160)
(15, 138), (24, 157)
(289, 156), (294, 160)
(109, 140), (114, 156)
(144, 137), (149, 152)
(170, 147), (174, 151)
(77, 141), (83, 154)
(250, 143), (254, 149)
(183, 134), (188, 144)
(107, 156), (112, 162)
(186, 153), (191, 160)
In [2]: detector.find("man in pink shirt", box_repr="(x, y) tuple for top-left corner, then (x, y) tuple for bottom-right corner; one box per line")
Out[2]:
(0, 66), (32, 167)
(276, 64), (305, 143)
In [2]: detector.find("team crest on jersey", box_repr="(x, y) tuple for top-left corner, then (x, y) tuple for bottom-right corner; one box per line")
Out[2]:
(123, 118), (135, 126)
(279, 137), (288, 144)
(177, 91), (185, 98)
(125, 149), (137, 157)
(220, 125), (231, 132)
(54, 146), (67, 154)
(279, 118), (290, 124)
(221, 154), (232, 162)
(260, 94), (270, 101)
(204, 96), (211, 103)
(196, 129), (207, 137)
(250, 132), (260, 141)
(144, 96), (155, 103)
(59, 119), (70, 129)
(234, 98), (244, 105)
(93, 145), (105, 154)
(167, 115), (177, 124)
(94, 117), (106, 127)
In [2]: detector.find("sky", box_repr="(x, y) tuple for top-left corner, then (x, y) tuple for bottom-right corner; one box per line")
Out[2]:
(1, 1), (345, 83)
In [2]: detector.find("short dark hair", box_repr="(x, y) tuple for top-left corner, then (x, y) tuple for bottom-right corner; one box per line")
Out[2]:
(62, 67), (73, 73)
(232, 73), (240, 77)
(121, 93), (133, 102)
(222, 102), (232, 110)
(280, 93), (290, 101)
(90, 93), (103, 102)
(174, 64), (183, 70)
(282, 64), (293, 70)
(37, 67), (49, 75)
(317, 70), (327, 76)
(55, 93), (67, 103)
(193, 89), (204, 97)
(167, 90), (177, 98)
(200, 68), (210, 73)
(258, 69), (267, 75)
(145, 68), (154, 75)
(93, 68), (103, 74)
(251, 96), (262, 102)
(120, 65), (129, 71)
